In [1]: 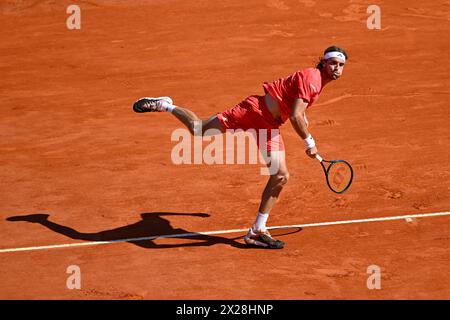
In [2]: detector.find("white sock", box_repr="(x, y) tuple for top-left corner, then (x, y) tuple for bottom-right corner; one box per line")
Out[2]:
(161, 100), (176, 112)
(165, 104), (177, 112)
(252, 212), (269, 232)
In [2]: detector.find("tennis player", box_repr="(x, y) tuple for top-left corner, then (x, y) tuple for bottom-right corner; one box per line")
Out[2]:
(133, 46), (348, 249)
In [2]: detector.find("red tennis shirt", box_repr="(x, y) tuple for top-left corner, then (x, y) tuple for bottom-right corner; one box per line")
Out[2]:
(263, 67), (324, 123)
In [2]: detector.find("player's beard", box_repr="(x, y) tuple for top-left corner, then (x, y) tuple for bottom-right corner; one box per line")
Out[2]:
(329, 68), (341, 80)
(325, 67), (339, 80)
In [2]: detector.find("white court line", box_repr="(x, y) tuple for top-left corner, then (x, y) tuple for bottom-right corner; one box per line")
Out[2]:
(1, 211), (449, 253)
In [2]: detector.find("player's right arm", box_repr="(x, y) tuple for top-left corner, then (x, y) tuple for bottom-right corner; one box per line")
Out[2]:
(289, 98), (318, 158)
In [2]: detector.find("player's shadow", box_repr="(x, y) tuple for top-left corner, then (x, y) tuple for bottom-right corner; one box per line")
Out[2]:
(6, 212), (250, 249)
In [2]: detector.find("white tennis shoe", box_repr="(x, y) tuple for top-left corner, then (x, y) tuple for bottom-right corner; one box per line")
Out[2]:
(133, 96), (173, 113)
(244, 228), (285, 249)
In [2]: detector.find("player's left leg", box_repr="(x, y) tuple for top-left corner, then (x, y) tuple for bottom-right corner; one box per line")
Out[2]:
(257, 150), (289, 216)
(244, 150), (287, 249)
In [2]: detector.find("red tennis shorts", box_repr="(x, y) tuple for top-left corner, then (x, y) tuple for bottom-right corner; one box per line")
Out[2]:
(217, 95), (284, 152)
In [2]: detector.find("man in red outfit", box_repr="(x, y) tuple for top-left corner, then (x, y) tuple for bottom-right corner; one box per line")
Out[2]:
(133, 45), (348, 249)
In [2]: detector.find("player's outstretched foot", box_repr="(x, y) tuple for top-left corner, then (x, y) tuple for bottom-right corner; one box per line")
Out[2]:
(133, 96), (173, 113)
(6, 214), (50, 223)
(244, 228), (285, 249)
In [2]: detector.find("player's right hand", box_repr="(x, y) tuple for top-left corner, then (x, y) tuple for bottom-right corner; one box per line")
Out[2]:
(306, 146), (318, 158)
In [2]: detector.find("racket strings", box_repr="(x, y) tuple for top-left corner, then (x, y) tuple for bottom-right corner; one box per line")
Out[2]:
(327, 161), (353, 193)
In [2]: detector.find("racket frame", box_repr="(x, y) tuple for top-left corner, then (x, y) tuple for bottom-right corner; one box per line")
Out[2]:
(315, 154), (354, 194)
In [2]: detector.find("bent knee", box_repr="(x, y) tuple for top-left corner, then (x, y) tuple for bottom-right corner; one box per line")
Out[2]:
(188, 121), (200, 136)
(280, 172), (290, 185)
(189, 120), (221, 136)
(274, 171), (290, 186)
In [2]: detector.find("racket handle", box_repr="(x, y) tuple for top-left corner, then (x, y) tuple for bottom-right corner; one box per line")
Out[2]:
(315, 154), (323, 162)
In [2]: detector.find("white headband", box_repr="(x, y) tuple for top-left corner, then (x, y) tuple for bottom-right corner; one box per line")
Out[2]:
(323, 51), (346, 62)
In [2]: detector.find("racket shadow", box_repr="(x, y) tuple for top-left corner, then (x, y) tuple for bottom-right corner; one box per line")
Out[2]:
(268, 227), (303, 238)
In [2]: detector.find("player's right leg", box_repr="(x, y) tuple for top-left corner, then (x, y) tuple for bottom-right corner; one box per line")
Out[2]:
(132, 96), (224, 135)
(172, 110), (225, 136)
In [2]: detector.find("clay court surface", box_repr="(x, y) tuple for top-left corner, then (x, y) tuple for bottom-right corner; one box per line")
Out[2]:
(1, 0), (449, 299)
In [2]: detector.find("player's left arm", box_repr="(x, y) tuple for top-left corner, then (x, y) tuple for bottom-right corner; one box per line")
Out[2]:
(289, 98), (318, 157)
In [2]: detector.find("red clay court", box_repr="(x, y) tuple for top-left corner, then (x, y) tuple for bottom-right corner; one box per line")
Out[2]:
(1, 0), (449, 299)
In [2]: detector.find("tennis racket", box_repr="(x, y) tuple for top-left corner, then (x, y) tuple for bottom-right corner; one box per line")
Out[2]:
(315, 154), (354, 194)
